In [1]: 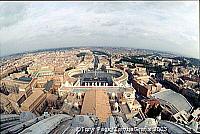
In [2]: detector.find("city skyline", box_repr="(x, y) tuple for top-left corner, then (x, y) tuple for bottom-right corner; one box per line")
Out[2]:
(1, 48), (200, 133)
(0, 1), (199, 58)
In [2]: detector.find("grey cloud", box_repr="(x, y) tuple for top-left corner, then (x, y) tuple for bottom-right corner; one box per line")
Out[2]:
(100, 20), (119, 27)
(0, 2), (198, 58)
(0, 3), (29, 29)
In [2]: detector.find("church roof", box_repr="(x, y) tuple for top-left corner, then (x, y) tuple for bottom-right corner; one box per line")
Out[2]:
(152, 89), (193, 113)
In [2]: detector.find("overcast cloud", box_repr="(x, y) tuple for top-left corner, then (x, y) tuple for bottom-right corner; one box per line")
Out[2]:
(0, 2), (199, 58)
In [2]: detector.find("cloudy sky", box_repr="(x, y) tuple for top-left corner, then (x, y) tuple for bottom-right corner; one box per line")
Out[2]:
(0, 2), (199, 58)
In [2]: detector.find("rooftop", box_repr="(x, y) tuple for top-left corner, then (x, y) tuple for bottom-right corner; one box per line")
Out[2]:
(8, 92), (25, 103)
(15, 76), (32, 82)
(151, 89), (193, 113)
(21, 90), (45, 111)
(81, 90), (111, 122)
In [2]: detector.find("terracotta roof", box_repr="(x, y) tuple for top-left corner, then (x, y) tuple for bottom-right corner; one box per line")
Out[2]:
(81, 90), (111, 122)
(21, 90), (45, 111)
(8, 92), (25, 103)
(0, 93), (10, 106)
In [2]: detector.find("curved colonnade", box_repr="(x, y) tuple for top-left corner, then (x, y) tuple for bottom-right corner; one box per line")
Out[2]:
(63, 67), (128, 87)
